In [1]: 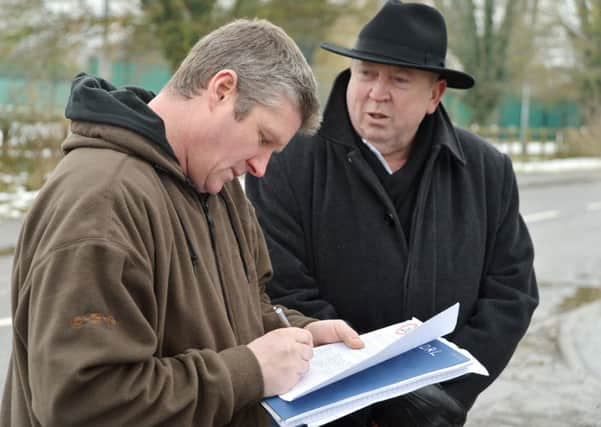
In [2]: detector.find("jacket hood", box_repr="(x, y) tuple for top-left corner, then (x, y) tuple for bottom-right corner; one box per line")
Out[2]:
(65, 73), (177, 159)
(320, 69), (466, 165)
(63, 73), (185, 180)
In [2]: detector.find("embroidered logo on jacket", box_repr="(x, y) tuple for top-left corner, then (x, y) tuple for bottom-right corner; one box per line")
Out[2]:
(71, 313), (117, 329)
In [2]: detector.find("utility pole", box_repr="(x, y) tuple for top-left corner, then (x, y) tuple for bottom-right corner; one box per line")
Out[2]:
(520, 81), (531, 155)
(98, 0), (111, 80)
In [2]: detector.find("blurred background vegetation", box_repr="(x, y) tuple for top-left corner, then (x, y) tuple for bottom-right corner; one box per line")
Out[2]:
(0, 0), (600, 194)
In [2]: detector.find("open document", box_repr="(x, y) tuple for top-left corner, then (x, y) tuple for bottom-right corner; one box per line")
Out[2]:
(262, 303), (488, 427)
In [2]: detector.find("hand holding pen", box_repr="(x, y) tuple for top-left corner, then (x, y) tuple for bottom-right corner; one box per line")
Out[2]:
(248, 310), (314, 396)
(247, 305), (364, 396)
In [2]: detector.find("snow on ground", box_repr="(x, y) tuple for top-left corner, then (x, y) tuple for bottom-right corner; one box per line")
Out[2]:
(513, 157), (601, 173)
(0, 188), (38, 221)
(496, 141), (559, 157)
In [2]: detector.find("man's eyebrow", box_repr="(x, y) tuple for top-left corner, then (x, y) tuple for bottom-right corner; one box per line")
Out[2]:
(391, 68), (410, 76)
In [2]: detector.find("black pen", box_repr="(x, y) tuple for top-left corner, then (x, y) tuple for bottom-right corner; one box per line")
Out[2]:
(273, 306), (291, 327)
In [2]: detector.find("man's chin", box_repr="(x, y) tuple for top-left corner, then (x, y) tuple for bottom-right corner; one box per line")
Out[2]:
(204, 185), (223, 195)
(359, 128), (389, 141)
(204, 179), (229, 194)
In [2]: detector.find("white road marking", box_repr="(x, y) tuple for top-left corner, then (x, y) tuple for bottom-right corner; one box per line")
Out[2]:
(586, 201), (601, 212)
(524, 210), (560, 223)
(0, 317), (11, 328)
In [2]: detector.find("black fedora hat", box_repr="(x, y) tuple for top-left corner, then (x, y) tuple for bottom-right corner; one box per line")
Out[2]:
(321, 1), (475, 89)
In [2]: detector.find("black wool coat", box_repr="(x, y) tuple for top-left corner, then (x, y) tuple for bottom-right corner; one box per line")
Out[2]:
(246, 70), (538, 410)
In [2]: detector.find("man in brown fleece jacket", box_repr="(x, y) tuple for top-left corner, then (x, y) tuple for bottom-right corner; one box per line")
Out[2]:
(1, 19), (363, 427)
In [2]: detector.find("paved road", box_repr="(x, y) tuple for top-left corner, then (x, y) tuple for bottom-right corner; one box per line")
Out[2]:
(1, 169), (600, 423)
(521, 172), (601, 285)
(0, 218), (21, 252)
(466, 169), (601, 426)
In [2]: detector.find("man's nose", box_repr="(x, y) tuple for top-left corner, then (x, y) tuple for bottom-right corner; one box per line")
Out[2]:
(369, 79), (390, 101)
(246, 151), (272, 178)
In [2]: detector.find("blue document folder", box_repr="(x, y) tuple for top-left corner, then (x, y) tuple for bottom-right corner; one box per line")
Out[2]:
(263, 338), (474, 427)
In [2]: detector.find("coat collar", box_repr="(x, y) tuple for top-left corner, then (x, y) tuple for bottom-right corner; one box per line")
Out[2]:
(318, 69), (466, 165)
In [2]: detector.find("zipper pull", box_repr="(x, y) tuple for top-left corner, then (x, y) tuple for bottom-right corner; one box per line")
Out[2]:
(202, 198), (214, 228)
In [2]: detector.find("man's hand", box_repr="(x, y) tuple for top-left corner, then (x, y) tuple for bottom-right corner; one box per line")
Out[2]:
(247, 328), (314, 397)
(304, 320), (364, 349)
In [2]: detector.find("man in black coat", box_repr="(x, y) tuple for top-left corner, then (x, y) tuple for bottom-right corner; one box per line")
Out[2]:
(246, 2), (538, 426)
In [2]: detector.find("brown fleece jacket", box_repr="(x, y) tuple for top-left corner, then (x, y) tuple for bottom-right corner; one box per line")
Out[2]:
(1, 122), (314, 427)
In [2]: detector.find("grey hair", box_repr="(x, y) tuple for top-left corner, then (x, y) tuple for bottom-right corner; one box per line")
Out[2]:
(167, 19), (320, 134)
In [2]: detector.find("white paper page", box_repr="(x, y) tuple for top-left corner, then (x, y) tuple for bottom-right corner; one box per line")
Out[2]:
(281, 303), (459, 401)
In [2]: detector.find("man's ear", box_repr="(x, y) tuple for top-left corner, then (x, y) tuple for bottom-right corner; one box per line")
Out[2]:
(427, 78), (447, 114)
(207, 69), (238, 109)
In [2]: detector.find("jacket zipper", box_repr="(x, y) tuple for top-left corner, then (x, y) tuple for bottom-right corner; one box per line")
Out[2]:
(153, 165), (200, 272)
(198, 193), (237, 336)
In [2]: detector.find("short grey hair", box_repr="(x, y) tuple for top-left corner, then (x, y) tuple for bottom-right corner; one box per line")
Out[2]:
(167, 19), (320, 134)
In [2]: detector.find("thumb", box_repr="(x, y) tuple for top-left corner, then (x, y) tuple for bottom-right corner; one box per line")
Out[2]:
(336, 321), (364, 349)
